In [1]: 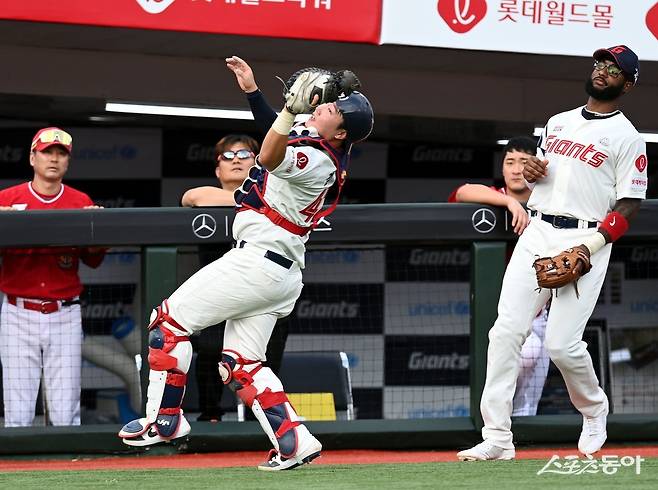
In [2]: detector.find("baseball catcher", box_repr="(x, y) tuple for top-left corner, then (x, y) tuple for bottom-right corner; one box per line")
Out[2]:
(533, 245), (592, 297)
(120, 56), (374, 473)
(278, 67), (361, 114)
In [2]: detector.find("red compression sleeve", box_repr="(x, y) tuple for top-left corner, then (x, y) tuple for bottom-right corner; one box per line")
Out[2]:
(599, 211), (629, 242)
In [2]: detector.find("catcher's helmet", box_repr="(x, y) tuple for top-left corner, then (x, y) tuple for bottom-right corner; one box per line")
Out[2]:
(336, 92), (374, 143)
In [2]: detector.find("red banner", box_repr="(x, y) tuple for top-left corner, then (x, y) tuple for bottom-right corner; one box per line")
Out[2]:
(0, 0), (381, 44)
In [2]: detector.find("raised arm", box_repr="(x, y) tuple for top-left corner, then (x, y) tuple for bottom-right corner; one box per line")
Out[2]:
(226, 56), (277, 134)
(258, 71), (324, 171)
(226, 54), (288, 171)
(258, 109), (293, 172)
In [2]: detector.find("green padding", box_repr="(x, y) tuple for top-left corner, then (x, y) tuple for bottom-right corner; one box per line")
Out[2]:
(0, 419), (478, 456)
(470, 242), (506, 430)
(512, 414), (658, 444)
(142, 246), (178, 314)
(140, 246), (178, 411)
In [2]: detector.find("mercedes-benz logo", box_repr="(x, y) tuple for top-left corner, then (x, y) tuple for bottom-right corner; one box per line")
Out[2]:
(192, 214), (217, 239)
(472, 208), (496, 233)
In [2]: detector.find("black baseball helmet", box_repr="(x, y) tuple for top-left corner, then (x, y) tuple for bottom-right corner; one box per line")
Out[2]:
(336, 92), (374, 143)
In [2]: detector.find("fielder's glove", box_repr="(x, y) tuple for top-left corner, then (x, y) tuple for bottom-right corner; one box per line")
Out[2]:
(533, 245), (592, 297)
(280, 68), (361, 114)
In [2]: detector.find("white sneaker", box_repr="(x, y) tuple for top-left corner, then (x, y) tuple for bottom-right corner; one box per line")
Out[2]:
(258, 426), (322, 471)
(118, 414), (191, 447)
(457, 440), (515, 461)
(578, 408), (608, 455)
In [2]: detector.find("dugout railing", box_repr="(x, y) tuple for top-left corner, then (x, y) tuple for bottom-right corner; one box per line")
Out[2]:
(0, 203), (657, 455)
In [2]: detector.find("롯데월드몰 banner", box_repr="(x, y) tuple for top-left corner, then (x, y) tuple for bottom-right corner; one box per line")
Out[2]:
(381, 0), (658, 61)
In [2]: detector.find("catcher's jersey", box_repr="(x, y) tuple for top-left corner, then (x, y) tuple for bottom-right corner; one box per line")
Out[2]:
(0, 182), (102, 299)
(528, 106), (647, 222)
(233, 143), (337, 268)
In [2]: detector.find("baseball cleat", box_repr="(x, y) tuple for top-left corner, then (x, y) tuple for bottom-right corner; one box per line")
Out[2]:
(457, 440), (515, 461)
(118, 414), (191, 447)
(258, 428), (322, 471)
(578, 405), (608, 456)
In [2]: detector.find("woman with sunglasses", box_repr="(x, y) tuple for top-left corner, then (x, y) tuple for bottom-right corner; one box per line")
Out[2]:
(181, 134), (259, 207)
(182, 134), (290, 424)
(120, 58), (374, 472)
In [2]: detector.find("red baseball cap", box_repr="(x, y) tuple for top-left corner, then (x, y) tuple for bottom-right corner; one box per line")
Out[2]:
(31, 127), (73, 153)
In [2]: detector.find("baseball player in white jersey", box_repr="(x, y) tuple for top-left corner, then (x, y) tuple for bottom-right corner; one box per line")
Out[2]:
(459, 45), (647, 460)
(119, 61), (374, 471)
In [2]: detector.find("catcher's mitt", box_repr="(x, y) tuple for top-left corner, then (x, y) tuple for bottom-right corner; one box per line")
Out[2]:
(279, 67), (361, 114)
(533, 245), (592, 297)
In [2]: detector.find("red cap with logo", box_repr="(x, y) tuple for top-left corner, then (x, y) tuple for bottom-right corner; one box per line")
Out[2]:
(31, 127), (73, 154)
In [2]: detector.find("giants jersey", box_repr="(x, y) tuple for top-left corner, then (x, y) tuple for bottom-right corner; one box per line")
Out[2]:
(233, 143), (337, 268)
(528, 106), (648, 222)
(0, 182), (103, 299)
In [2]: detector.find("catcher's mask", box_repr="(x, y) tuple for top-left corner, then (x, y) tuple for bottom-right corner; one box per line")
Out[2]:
(336, 92), (374, 143)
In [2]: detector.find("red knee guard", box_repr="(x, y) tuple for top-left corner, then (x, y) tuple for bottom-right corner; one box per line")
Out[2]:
(219, 349), (262, 407)
(148, 301), (189, 371)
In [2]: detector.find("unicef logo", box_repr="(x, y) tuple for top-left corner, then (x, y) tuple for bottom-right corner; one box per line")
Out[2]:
(471, 208), (496, 233)
(192, 214), (217, 239)
(119, 146), (137, 159)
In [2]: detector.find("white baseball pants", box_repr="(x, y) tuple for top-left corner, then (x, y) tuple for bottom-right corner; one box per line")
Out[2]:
(512, 306), (550, 416)
(165, 245), (302, 360)
(0, 297), (82, 427)
(481, 218), (611, 448)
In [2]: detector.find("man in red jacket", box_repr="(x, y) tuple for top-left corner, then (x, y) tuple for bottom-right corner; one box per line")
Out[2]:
(0, 127), (105, 427)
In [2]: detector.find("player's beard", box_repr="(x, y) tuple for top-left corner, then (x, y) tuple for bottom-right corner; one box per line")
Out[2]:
(585, 77), (625, 101)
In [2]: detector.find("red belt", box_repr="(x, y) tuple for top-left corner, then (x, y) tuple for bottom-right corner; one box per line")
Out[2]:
(6, 295), (80, 314)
